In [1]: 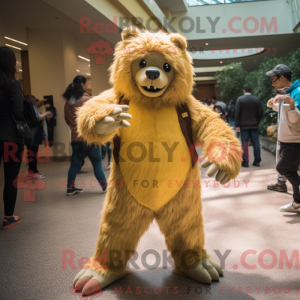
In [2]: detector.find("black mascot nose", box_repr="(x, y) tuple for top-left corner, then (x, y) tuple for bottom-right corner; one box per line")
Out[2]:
(146, 69), (160, 80)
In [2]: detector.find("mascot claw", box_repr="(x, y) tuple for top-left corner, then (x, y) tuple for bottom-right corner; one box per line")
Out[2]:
(201, 157), (231, 184)
(94, 105), (132, 135)
(182, 257), (223, 285)
(73, 267), (123, 296)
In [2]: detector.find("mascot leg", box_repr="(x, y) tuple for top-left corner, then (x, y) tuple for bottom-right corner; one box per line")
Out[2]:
(73, 173), (155, 296)
(155, 168), (223, 284)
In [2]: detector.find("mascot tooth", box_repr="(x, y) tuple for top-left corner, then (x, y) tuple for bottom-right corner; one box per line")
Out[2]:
(73, 26), (242, 296)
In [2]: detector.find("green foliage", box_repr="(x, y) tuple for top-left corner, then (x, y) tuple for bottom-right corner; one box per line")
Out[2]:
(215, 62), (247, 103)
(215, 48), (300, 136)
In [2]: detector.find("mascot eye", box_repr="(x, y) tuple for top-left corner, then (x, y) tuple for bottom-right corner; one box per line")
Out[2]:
(139, 59), (147, 68)
(163, 63), (171, 72)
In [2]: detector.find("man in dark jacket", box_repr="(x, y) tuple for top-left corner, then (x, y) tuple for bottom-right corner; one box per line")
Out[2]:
(235, 84), (263, 167)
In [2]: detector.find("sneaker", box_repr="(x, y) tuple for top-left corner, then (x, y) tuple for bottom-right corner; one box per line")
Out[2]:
(27, 171), (42, 179)
(267, 182), (287, 193)
(66, 187), (84, 195)
(38, 172), (46, 179)
(252, 161), (260, 167)
(2, 216), (23, 229)
(100, 189), (107, 194)
(106, 163), (111, 170)
(242, 162), (249, 167)
(280, 202), (300, 213)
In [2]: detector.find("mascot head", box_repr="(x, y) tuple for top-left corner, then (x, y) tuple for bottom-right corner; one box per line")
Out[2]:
(109, 26), (195, 109)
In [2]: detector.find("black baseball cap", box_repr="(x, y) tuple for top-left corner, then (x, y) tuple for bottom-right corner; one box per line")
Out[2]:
(266, 64), (291, 76)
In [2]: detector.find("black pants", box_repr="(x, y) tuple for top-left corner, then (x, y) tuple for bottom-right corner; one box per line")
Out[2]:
(0, 140), (24, 216)
(27, 145), (39, 173)
(276, 142), (300, 203)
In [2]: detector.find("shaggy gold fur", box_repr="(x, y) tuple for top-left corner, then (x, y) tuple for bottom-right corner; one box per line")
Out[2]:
(76, 26), (242, 278)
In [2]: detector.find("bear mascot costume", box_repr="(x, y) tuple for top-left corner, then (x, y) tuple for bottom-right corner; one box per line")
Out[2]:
(73, 26), (241, 297)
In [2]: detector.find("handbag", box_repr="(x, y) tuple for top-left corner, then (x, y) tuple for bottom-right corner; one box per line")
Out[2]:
(11, 91), (33, 138)
(12, 115), (30, 137)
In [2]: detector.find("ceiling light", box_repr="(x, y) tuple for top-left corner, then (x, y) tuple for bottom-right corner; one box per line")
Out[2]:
(220, 61), (223, 63)
(5, 44), (22, 50)
(205, 43), (208, 45)
(5, 37), (27, 46)
(76, 69), (80, 72)
(78, 55), (90, 62)
(86, 73), (91, 76)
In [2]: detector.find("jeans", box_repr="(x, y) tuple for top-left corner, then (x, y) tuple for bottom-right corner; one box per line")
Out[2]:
(0, 140), (24, 216)
(276, 142), (300, 203)
(67, 142), (107, 190)
(228, 120), (235, 129)
(240, 129), (261, 163)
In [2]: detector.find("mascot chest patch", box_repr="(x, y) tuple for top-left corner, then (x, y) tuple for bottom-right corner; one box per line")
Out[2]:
(119, 101), (191, 211)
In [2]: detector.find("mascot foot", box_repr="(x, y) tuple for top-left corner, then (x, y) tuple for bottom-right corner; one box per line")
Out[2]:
(73, 268), (124, 296)
(182, 257), (223, 285)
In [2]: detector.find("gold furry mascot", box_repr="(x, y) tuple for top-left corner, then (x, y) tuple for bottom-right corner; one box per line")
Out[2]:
(73, 27), (241, 296)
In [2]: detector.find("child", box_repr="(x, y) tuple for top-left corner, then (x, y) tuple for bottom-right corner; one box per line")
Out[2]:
(213, 104), (227, 121)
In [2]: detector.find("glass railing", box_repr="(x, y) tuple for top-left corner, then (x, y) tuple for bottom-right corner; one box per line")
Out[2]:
(187, 0), (267, 6)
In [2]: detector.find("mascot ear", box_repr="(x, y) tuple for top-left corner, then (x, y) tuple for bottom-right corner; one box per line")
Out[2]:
(121, 26), (141, 41)
(169, 33), (187, 50)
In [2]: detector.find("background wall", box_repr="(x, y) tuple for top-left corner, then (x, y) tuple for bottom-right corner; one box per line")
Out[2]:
(28, 29), (77, 157)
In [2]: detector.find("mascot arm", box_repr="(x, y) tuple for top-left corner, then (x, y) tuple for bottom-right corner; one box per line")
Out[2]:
(76, 89), (131, 146)
(188, 97), (242, 181)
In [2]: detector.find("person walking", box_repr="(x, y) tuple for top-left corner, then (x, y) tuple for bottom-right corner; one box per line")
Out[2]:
(25, 95), (52, 179)
(0, 46), (24, 229)
(266, 64), (300, 213)
(63, 75), (107, 195)
(227, 99), (236, 129)
(235, 84), (263, 167)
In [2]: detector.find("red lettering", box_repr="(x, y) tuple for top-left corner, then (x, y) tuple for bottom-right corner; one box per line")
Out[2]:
(243, 17), (259, 33)
(260, 17), (278, 33)
(228, 17), (242, 33)
(258, 250), (277, 270)
(58, 180), (67, 188)
(279, 250), (300, 269)
(4, 142), (18, 162)
(22, 149), (34, 163)
(93, 22), (104, 34)
(62, 250), (77, 269)
(240, 249), (257, 270)
(78, 257), (89, 269)
(80, 17), (92, 33)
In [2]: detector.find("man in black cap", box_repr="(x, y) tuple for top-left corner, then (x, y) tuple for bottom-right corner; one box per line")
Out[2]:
(266, 64), (300, 213)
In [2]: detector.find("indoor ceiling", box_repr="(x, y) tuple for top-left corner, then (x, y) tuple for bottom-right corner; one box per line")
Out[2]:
(2, 0), (300, 82)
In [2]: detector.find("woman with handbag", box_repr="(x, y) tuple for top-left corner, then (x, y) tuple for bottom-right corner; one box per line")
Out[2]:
(0, 46), (24, 229)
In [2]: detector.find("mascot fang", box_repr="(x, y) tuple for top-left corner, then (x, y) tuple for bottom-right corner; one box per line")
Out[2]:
(73, 26), (242, 297)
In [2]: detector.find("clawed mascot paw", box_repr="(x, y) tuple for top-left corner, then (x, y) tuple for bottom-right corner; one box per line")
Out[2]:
(201, 157), (230, 184)
(94, 105), (132, 135)
(73, 267), (123, 296)
(182, 257), (223, 285)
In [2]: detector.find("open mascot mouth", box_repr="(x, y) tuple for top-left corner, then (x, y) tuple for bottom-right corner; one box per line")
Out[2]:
(141, 85), (165, 93)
